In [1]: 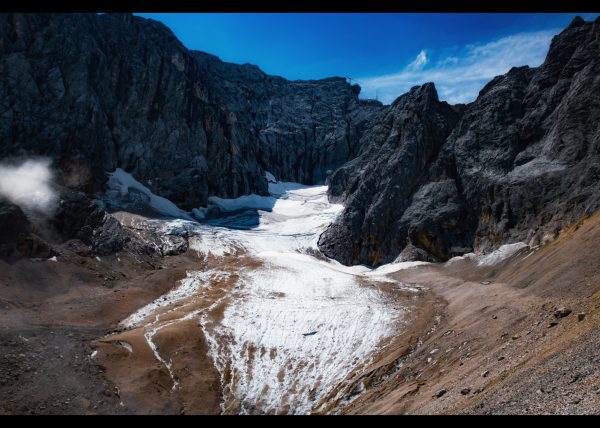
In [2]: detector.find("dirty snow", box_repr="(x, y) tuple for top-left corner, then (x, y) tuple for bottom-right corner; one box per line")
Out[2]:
(106, 168), (194, 220)
(121, 271), (228, 329)
(444, 242), (529, 267)
(477, 242), (529, 266)
(120, 179), (425, 414)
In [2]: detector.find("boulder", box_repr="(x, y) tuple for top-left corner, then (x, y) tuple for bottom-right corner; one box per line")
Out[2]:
(554, 307), (572, 319)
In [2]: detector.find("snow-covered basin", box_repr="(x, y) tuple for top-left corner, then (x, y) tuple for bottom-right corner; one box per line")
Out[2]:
(122, 179), (427, 414)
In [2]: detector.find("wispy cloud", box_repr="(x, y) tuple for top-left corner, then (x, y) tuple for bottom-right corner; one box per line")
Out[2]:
(355, 29), (559, 105)
(407, 49), (428, 71)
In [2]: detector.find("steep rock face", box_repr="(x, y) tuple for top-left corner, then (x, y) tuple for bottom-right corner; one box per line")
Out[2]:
(3, 13), (599, 268)
(0, 13), (381, 210)
(318, 84), (461, 265)
(319, 17), (600, 265)
(0, 13), (226, 209)
(447, 16), (600, 254)
(192, 51), (383, 184)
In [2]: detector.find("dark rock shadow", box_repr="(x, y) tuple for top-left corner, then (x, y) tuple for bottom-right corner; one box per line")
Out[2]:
(203, 200), (277, 231)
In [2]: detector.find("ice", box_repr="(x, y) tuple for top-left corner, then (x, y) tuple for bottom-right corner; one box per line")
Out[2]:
(106, 168), (194, 220)
(208, 194), (275, 213)
(265, 171), (277, 183)
(191, 207), (207, 220)
(120, 178), (424, 414)
(477, 242), (528, 266)
(189, 181), (419, 413)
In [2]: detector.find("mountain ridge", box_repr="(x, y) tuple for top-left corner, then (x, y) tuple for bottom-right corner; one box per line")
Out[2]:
(1, 13), (599, 268)
(319, 15), (600, 266)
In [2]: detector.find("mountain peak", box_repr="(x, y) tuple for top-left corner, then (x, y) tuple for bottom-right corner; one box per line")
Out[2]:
(568, 16), (585, 29)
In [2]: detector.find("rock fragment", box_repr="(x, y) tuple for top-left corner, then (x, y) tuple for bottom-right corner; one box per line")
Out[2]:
(554, 308), (572, 319)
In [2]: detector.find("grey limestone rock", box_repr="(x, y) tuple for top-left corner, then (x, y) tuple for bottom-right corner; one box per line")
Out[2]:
(319, 17), (600, 266)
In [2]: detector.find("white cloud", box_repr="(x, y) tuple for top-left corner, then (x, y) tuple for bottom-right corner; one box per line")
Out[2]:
(355, 28), (559, 105)
(0, 158), (58, 214)
(407, 49), (428, 71)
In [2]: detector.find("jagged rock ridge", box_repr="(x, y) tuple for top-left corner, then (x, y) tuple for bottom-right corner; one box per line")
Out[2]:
(0, 13), (382, 211)
(1, 13), (599, 268)
(319, 16), (600, 266)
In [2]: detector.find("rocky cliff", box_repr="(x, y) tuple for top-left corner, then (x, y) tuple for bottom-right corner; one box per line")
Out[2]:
(0, 13), (380, 211)
(192, 51), (383, 185)
(318, 83), (462, 265)
(2, 13), (599, 268)
(319, 16), (600, 266)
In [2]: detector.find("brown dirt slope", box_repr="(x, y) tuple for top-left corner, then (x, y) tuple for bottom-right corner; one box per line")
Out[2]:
(0, 243), (206, 414)
(336, 210), (600, 414)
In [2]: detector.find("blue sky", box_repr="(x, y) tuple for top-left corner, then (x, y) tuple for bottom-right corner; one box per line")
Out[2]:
(136, 13), (599, 104)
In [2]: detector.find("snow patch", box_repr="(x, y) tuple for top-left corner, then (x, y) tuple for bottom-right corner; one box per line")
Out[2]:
(265, 171), (277, 183)
(106, 168), (193, 220)
(192, 182), (418, 413)
(206, 248), (410, 414)
(117, 341), (132, 353)
(189, 232), (244, 258)
(119, 179), (422, 414)
(444, 253), (477, 266)
(477, 242), (528, 266)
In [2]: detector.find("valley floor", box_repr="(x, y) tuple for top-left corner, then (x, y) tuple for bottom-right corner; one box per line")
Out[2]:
(1, 185), (600, 414)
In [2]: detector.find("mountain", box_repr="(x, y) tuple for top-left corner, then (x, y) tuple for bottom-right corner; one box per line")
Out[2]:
(318, 83), (463, 265)
(2, 13), (600, 416)
(0, 13), (380, 212)
(319, 16), (600, 266)
(1, 13), (599, 269)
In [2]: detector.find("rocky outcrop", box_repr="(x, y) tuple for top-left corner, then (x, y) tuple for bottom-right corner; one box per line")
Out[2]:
(0, 185), (193, 261)
(2, 13), (599, 268)
(319, 16), (600, 265)
(318, 84), (461, 265)
(52, 190), (128, 255)
(0, 13), (381, 211)
(0, 199), (55, 259)
(193, 50), (384, 185)
(0, 188), (130, 260)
